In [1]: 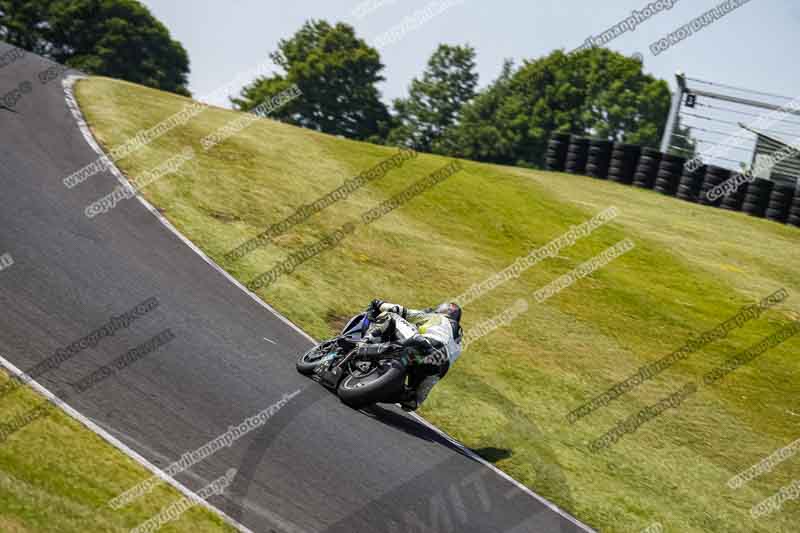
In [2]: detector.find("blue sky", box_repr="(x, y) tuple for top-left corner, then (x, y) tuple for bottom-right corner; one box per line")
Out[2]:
(139, 0), (799, 109)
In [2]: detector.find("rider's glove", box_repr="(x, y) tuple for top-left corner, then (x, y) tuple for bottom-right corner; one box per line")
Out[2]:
(367, 299), (384, 319)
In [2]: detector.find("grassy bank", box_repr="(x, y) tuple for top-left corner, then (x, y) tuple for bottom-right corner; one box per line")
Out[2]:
(75, 76), (800, 533)
(0, 370), (235, 532)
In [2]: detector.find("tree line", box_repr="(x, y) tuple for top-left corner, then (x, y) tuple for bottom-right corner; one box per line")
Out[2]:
(1, 2), (690, 167)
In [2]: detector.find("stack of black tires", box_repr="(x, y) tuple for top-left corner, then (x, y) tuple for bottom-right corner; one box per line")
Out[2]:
(742, 178), (774, 218)
(565, 136), (590, 174)
(608, 143), (640, 185)
(720, 178), (747, 212)
(545, 133), (570, 172)
(633, 147), (661, 189)
(788, 186), (800, 227)
(676, 163), (706, 203)
(586, 139), (613, 179)
(765, 182), (795, 223)
(699, 166), (728, 207)
(654, 154), (685, 196)
(542, 132), (800, 230)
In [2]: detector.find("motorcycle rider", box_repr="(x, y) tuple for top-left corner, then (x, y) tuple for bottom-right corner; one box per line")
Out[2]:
(356, 299), (463, 411)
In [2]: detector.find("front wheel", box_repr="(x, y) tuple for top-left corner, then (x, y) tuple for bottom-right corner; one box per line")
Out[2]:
(296, 340), (338, 375)
(337, 358), (407, 409)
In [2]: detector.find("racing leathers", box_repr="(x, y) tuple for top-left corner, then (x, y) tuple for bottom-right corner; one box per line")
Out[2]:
(361, 300), (463, 411)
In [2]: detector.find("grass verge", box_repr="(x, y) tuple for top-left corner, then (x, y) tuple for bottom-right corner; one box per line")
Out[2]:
(0, 370), (236, 532)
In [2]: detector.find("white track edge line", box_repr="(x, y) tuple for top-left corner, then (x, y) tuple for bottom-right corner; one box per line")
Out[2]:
(61, 75), (262, 532)
(0, 354), (254, 533)
(62, 75), (315, 345)
(63, 75), (595, 532)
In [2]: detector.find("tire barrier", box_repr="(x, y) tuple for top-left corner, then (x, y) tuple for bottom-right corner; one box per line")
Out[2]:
(565, 136), (589, 175)
(586, 139), (613, 179)
(720, 180), (747, 212)
(608, 143), (640, 185)
(699, 165), (729, 207)
(545, 133), (570, 172)
(654, 153), (685, 197)
(676, 163), (706, 203)
(544, 132), (800, 229)
(633, 147), (661, 189)
(788, 191), (800, 227)
(741, 178), (774, 218)
(788, 185), (800, 227)
(765, 182), (795, 223)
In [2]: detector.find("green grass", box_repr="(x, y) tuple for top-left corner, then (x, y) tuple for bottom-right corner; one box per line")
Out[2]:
(0, 371), (236, 532)
(74, 76), (800, 533)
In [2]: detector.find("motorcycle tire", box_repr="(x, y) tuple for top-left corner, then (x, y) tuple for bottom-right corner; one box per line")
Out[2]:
(296, 340), (338, 375)
(338, 358), (407, 409)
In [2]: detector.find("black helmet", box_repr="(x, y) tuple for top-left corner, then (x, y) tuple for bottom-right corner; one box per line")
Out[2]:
(434, 302), (461, 325)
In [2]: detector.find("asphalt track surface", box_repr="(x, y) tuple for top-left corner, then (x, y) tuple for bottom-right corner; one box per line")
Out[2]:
(0, 42), (591, 533)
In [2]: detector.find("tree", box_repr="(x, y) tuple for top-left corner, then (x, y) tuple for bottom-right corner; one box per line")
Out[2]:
(232, 20), (390, 142)
(0, 0), (190, 96)
(387, 44), (478, 153)
(438, 59), (519, 164)
(444, 48), (671, 166)
(570, 48), (669, 147)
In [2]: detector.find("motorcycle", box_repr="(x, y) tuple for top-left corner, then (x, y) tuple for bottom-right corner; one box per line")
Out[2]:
(296, 311), (410, 409)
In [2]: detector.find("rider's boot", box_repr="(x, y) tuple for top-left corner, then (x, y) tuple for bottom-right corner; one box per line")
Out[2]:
(399, 375), (439, 412)
(398, 388), (419, 412)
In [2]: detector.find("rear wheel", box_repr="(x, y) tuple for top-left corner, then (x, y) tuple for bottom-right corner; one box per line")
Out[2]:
(337, 358), (407, 409)
(296, 340), (338, 375)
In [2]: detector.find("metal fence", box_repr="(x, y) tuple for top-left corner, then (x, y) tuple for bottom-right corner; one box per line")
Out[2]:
(660, 72), (800, 189)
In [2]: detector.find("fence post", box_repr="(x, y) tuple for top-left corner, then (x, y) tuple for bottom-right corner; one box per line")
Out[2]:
(660, 71), (686, 153)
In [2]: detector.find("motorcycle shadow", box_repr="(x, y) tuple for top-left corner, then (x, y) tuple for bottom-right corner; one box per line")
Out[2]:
(359, 403), (496, 461)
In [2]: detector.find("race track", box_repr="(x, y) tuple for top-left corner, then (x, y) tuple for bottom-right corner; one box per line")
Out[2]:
(0, 42), (591, 533)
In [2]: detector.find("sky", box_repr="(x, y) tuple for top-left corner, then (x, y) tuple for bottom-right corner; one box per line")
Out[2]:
(138, 0), (800, 109)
